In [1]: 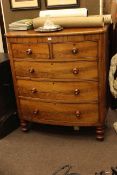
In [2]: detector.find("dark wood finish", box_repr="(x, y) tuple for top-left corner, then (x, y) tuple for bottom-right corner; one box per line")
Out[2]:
(0, 53), (18, 139)
(0, 53), (16, 116)
(6, 27), (109, 140)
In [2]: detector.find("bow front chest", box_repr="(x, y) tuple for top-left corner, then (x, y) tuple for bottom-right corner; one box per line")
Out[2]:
(6, 27), (109, 140)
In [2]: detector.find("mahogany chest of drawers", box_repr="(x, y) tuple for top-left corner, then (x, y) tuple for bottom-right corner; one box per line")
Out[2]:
(6, 27), (109, 140)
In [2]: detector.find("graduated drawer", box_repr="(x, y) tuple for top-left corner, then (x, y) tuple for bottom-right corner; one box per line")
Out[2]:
(20, 99), (98, 125)
(14, 61), (98, 80)
(11, 43), (49, 59)
(53, 41), (98, 60)
(17, 79), (98, 102)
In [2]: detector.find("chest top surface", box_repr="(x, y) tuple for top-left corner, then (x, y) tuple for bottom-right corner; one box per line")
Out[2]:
(6, 26), (108, 38)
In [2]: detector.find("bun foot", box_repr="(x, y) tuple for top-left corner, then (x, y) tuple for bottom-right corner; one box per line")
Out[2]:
(96, 126), (104, 141)
(20, 120), (29, 132)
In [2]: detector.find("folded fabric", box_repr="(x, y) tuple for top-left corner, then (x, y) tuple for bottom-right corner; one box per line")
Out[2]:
(9, 19), (33, 31)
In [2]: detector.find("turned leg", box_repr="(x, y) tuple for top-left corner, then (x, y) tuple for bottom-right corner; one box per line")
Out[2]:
(20, 119), (29, 132)
(96, 126), (104, 141)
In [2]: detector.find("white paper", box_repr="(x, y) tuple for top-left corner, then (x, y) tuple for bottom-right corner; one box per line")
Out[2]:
(39, 8), (88, 17)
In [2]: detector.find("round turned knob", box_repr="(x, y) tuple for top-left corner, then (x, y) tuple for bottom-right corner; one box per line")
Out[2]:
(29, 68), (35, 73)
(72, 68), (79, 74)
(31, 88), (37, 94)
(33, 109), (39, 115)
(26, 49), (32, 55)
(72, 48), (78, 54)
(74, 89), (80, 95)
(75, 110), (80, 118)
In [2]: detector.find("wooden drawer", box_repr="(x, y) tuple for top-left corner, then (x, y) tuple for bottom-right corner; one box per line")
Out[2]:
(20, 99), (98, 125)
(11, 43), (49, 59)
(53, 41), (98, 60)
(17, 79), (98, 102)
(15, 61), (98, 80)
(6, 27), (109, 140)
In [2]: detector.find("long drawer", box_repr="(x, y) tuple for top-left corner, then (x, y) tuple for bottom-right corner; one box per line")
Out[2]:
(20, 99), (98, 125)
(14, 60), (98, 80)
(17, 79), (98, 102)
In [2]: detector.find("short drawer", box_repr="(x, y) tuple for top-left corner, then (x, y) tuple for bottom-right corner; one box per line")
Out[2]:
(17, 79), (98, 102)
(15, 60), (98, 80)
(53, 41), (98, 60)
(11, 43), (49, 59)
(20, 99), (98, 125)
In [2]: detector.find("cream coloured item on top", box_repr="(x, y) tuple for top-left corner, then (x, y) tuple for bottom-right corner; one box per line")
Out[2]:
(33, 16), (104, 29)
(39, 8), (88, 17)
(103, 14), (112, 24)
(91, 14), (112, 24)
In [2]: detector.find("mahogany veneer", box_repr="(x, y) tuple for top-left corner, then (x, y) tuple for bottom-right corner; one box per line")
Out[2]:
(6, 27), (109, 140)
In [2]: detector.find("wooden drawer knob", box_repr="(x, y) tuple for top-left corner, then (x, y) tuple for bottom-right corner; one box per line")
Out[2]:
(75, 110), (80, 118)
(26, 49), (32, 55)
(29, 68), (35, 73)
(72, 48), (79, 54)
(74, 89), (80, 95)
(33, 109), (39, 115)
(31, 88), (37, 93)
(72, 68), (79, 74)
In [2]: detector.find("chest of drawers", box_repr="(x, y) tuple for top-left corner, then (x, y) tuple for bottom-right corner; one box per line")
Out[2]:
(6, 27), (109, 140)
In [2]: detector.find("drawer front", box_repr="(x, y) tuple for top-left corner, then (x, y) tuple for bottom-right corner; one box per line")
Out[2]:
(53, 41), (98, 60)
(11, 43), (49, 59)
(15, 61), (98, 80)
(20, 99), (98, 124)
(17, 79), (98, 102)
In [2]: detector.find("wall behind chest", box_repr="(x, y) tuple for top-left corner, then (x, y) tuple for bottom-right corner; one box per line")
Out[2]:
(2, 0), (100, 32)
(2, 0), (112, 32)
